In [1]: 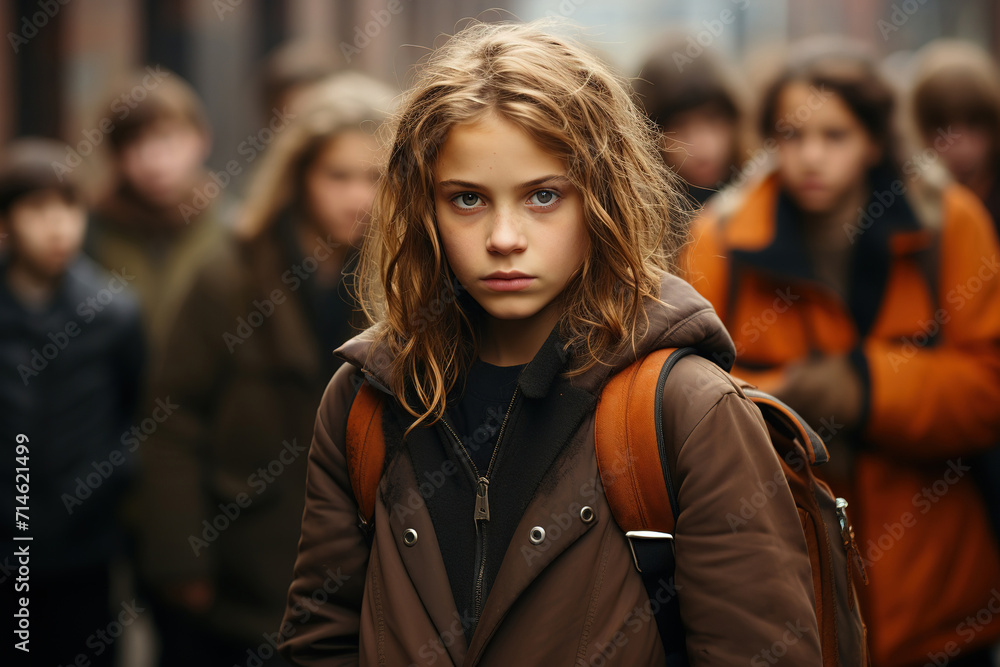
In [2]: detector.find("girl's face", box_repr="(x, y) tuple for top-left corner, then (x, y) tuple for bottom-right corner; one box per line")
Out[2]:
(774, 83), (881, 214)
(305, 131), (379, 247)
(434, 113), (590, 327)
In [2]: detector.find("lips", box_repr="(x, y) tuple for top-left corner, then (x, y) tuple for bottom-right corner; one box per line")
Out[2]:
(481, 271), (534, 292)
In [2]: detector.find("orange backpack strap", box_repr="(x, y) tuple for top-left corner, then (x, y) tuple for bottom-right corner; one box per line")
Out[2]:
(595, 347), (697, 534)
(345, 380), (386, 528)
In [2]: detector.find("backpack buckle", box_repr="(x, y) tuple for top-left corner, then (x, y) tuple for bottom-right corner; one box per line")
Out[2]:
(624, 530), (675, 574)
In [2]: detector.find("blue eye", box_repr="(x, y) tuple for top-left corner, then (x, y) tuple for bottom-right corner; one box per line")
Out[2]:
(452, 193), (484, 209)
(528, 190), (559, 207)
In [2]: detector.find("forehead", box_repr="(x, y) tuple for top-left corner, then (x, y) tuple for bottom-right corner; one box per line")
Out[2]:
(776, 82), (862, 130)
(435, 113), (566, 183)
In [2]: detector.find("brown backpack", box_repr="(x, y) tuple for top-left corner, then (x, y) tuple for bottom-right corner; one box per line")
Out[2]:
(343, 347), (870, 665)
(595, 347), (870, 666)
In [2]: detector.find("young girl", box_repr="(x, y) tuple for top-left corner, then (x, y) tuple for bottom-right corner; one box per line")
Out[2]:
(137, 72), (393, 666)
(684, 39), (1000, 667)
(280, 21), (819, 665)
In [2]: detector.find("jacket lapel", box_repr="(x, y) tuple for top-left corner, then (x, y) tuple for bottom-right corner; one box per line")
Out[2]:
(465, 418), (601, 663)
(381, 449), (470, 666)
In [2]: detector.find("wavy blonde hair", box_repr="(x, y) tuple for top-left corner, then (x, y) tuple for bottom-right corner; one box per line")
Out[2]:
(358, 20), (691, 430)
(238, 71), (396, 240)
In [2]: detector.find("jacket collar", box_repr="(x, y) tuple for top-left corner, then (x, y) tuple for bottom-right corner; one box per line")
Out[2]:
(334, 271), (737, 401)
(723, 168), (935, 338)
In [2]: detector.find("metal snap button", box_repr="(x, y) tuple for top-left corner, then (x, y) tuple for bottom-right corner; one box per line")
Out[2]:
(529, 526), (546, 545)
(403, 528), (418, 546)
(580, 506), (595, 523)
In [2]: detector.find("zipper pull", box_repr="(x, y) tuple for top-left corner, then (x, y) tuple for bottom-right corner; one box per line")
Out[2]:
(836, 498), (869, 586)
(474, 477), (490, 522)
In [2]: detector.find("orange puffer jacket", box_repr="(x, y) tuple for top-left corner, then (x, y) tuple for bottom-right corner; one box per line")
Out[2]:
(684, 171), (1000, 667)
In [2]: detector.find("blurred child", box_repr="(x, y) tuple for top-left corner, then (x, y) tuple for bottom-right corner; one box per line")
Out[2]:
(87, 69), (229, 356)
(685, 39), (1000, 666)
(911, 39), (1000, 236)
(279, 21), (820, 665)
(0, 138), (144, 667)
(634, 34), (749, 206)
(136, 72), (393, 667)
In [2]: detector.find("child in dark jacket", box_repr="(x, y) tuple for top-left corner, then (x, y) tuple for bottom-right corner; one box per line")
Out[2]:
(0, 138), (144, 667)
(279, 20), (821, 666)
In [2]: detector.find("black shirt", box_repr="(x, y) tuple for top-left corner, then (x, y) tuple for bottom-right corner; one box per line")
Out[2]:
(446, 358), (525, 474)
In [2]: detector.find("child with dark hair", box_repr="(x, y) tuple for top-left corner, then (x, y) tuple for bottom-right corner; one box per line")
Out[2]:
(633, 34), (749, 206)
(911, 39), (1000, 237)
(0, 138), (144, 667)
(685, 38), (1000, 667)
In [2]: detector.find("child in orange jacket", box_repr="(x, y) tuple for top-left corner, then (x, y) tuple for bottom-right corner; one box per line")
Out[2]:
(685, 38), (1000, 667)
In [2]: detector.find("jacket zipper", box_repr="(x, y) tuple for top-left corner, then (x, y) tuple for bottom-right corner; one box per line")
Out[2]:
(439, 384), (520, 625)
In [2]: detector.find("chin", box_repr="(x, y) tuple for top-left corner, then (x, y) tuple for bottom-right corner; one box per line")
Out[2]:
(477, 299), (545, 323)
(790, 192), (836, 214)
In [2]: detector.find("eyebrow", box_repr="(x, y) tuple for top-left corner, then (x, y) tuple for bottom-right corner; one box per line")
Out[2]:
(436, 174), (571, 190)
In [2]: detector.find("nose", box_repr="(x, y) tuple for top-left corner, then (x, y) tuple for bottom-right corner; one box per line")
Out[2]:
(485, 205), (527, 255)
(800, 134), (825, 166)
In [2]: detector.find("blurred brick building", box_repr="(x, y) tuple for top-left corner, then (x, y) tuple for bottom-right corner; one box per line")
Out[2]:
(2, 0), (1000, 197)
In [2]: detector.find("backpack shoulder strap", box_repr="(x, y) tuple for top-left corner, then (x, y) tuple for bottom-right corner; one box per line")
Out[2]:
(595, 346), (697, 534)
(345, 380), (386, 529)
(595, 346), (698, 666)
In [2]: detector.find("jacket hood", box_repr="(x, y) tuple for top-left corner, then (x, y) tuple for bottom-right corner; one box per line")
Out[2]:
(333, 271), (735, 400)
